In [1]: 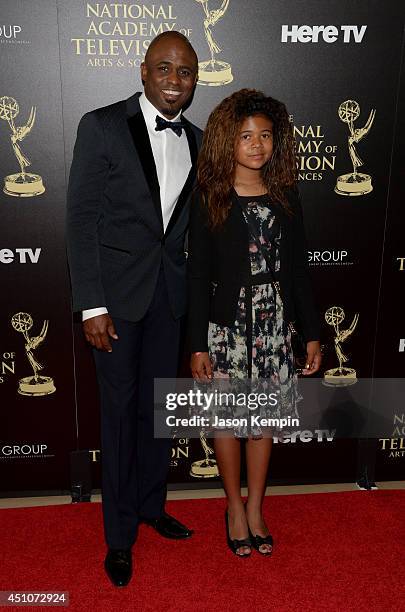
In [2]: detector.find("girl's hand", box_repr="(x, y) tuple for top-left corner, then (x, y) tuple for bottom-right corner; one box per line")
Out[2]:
(301, 341), (322, 375)
(191, 352), (213, 381)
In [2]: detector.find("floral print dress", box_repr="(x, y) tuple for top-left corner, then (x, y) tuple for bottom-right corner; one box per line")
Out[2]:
(208, 195), (300, 437)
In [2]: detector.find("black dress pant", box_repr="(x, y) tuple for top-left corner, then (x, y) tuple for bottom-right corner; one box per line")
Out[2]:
(93, 270), (181, 549)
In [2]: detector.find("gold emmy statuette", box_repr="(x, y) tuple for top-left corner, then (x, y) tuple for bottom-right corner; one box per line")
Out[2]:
(0, 96), (45, 197)
(190, 430), (219, 478)
(11, 312), (56, 396)
(194, 0), (233, 86)
(323, 306), (359, 387)
(335, 99), (375, 196)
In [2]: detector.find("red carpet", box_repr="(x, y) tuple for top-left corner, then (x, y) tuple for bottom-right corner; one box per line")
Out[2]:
(1, 491), (404, 611)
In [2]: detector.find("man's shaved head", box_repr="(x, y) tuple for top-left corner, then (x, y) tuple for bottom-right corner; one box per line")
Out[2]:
(144, 31), (198, 68)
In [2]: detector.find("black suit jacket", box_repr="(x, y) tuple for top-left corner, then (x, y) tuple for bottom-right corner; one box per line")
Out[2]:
(66, 92), (203, 321)
(187, 189), (320, 352)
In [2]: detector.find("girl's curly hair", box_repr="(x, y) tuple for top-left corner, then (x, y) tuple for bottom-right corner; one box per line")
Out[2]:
(197, 88), (297, 228)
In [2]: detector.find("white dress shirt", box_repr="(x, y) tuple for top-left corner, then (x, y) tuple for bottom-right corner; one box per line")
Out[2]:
(82, 93), (192, 322)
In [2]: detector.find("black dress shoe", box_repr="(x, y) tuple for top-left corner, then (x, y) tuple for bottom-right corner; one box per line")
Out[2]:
(143, 512), (193, 539)
(104, 548), (132, 587)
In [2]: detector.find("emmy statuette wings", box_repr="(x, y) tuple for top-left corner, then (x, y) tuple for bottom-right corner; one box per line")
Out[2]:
(194, 0), (233, 86)
(335, 99), (375, 197)
(0, 96), (45, 197)
(11, 312), (56, 396)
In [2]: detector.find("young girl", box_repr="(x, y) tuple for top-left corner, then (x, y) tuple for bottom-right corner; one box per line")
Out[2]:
(188, 89), (321, 557)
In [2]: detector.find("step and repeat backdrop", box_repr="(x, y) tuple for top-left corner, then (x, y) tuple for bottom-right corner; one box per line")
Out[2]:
(1, 0), (404, 492)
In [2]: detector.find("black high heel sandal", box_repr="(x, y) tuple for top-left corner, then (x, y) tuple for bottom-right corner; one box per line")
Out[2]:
(247, 528), (273, 556)
(244, 502), (273, 556)
(225, 510), (252, 557)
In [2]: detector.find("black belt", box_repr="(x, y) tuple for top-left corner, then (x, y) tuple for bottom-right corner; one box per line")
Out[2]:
(242, 272), (276, 286)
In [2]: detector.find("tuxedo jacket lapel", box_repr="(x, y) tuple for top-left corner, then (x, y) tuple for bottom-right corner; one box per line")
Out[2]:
(126, 93), (198, 238)
(164, 119), (198, 237)
(127, 109), (164, 232)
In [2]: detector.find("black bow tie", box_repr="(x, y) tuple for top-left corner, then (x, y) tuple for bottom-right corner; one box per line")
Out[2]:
(155, 115), (185, 137)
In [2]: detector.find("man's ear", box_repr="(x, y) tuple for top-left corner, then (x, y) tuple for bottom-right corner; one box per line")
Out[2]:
(140, 62), (147, 82)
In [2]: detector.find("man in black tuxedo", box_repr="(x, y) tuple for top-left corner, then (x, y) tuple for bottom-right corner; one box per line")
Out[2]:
(66, 32), (202, 587)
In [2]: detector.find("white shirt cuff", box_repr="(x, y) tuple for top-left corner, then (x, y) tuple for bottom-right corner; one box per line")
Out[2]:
(82, 307), (108, 321)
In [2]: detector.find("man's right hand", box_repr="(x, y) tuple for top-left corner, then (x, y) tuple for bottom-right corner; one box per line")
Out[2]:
(83, 314), (118, 352)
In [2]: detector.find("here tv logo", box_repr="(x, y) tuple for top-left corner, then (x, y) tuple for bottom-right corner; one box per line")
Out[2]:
(281, 25), (367, 44)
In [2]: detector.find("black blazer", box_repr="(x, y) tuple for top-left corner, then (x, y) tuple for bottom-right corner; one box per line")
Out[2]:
(66, 92), (203, 322)
(187, 189), (320, 352)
